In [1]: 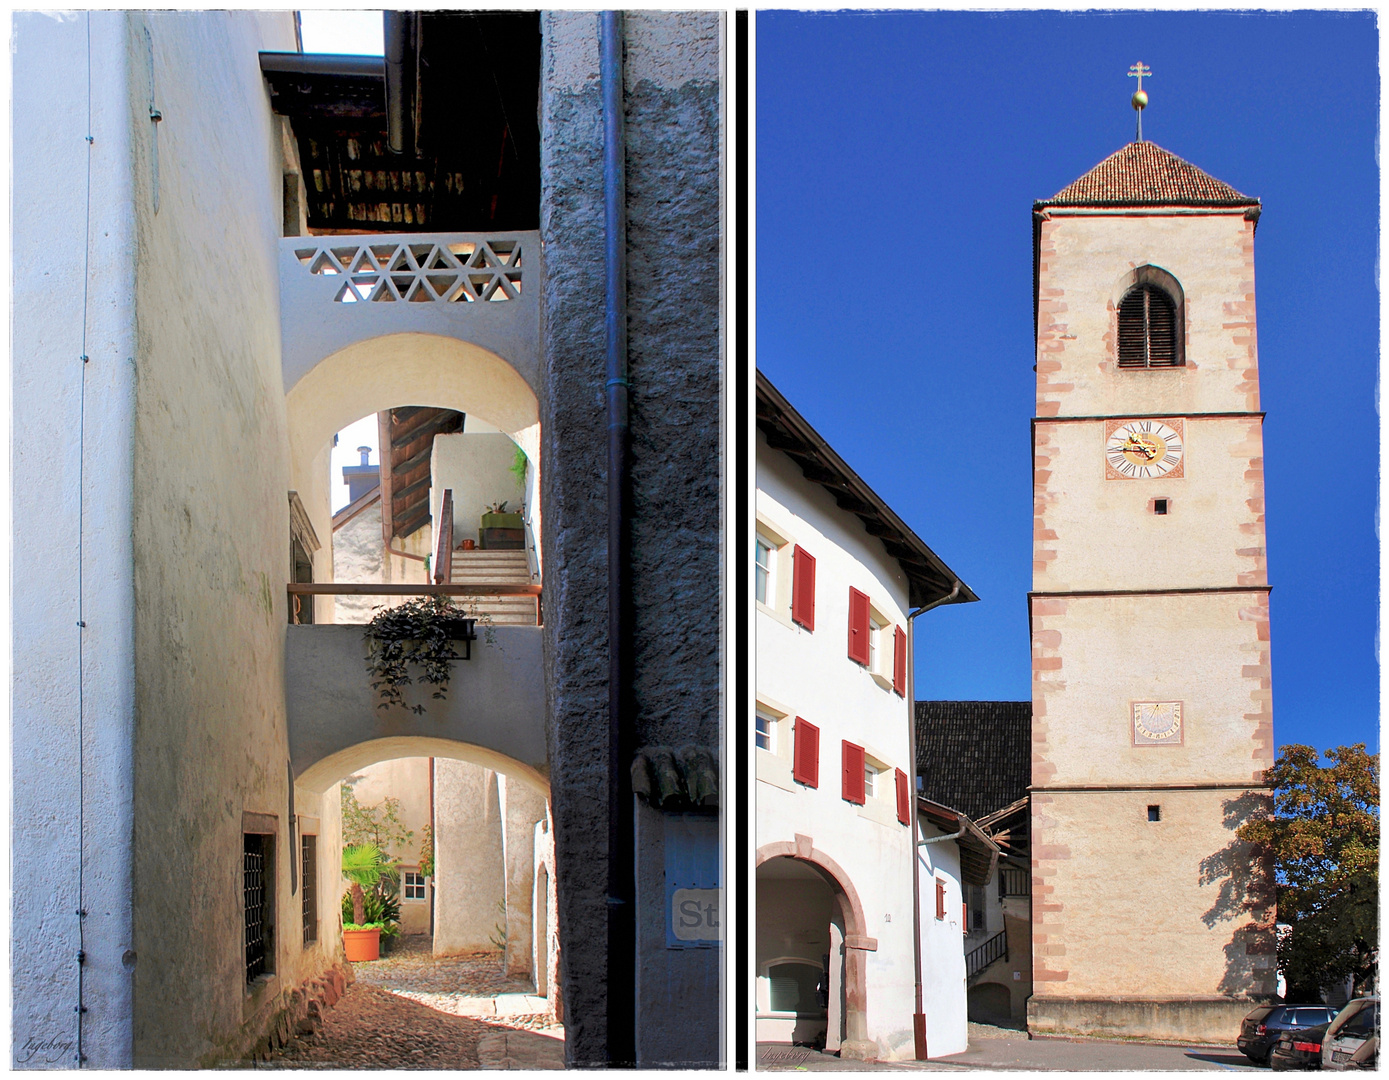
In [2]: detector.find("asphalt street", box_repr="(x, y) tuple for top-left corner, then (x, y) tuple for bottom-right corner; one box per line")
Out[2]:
(757, 1034), (1266, 1072)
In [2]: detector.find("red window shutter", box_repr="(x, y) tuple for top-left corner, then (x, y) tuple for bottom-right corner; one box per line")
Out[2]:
(847, 587), (870, 665)
(935, 878), (946, 920)
(892, 626), (907, 696)
(895, 768), (910, 825)
(792, 718), (819, 788)
(791, 546), (816, 630)
(962, 903), (968, 928)
(841, 741), (866, 805)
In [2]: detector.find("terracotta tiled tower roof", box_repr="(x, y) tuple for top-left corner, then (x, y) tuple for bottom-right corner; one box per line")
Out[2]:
(1035, 140), (1259, 209)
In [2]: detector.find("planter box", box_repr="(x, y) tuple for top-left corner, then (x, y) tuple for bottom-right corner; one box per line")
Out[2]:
(481, 512), (524, 530)
(343, 926), (381, 962)
(479, 527), (525, 550)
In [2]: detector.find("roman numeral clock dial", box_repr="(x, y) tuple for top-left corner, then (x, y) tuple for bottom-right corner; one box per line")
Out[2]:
(1104, 418), (1185, 480)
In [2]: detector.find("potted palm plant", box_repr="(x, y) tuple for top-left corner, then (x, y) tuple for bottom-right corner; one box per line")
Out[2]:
(341, 842), (390, 962)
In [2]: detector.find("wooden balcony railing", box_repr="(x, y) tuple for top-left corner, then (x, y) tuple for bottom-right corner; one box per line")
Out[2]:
(434, 488), (454, 585)
(287, 582), (542, 626)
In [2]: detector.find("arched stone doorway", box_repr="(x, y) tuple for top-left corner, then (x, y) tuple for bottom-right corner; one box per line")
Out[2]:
(756, 841), (875, 1060)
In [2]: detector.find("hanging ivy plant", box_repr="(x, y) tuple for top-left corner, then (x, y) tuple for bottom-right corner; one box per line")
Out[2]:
(363, 596), (474, 714)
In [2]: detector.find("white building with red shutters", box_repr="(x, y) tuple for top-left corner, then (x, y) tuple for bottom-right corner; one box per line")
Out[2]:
(754, 372), (979, 1061)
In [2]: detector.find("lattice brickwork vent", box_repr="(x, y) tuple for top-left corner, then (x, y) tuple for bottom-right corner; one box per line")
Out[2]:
(295, 240), (523, 304)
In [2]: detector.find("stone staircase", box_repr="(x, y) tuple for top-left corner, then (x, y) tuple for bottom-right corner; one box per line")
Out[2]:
(448, 548), (538, 626)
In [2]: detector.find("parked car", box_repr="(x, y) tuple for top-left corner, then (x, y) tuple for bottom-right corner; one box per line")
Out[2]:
(1322, 997), (1378, 1071)
(1240, 1005), (1339, 1064)
(1270, 1021), (1330, 1071)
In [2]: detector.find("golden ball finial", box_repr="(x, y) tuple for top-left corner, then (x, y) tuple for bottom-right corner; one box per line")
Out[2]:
(1131, 89), (1148, 111)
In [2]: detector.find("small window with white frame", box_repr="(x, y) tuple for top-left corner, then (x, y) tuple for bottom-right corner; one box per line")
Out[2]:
(867, 604), (894, 690)
(755, 706), (778, 754)
(864, 762), (878, 799)
(753, 516), (794, 618)
(403, 870), (428, 902)
(755, 532), (776, 606)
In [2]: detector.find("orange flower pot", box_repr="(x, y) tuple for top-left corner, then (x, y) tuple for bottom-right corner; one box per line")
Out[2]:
(342, 927), (381, 962)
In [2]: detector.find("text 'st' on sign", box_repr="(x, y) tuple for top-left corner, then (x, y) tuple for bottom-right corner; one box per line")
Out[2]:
(671, 888), (722, 943)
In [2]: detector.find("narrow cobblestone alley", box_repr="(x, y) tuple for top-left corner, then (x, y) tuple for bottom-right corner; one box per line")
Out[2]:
(263, 936), (564, 1069)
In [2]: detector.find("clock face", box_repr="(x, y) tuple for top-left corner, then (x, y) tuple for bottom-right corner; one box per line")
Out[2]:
(1131, 701), (1184, 746)
(1105, 419), (1185, 480)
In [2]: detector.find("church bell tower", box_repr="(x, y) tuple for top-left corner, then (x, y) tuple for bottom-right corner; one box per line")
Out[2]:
(1027, 75), (1277, 1042)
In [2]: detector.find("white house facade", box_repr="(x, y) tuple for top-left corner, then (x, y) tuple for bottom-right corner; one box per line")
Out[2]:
(754, 373), (977, 1061)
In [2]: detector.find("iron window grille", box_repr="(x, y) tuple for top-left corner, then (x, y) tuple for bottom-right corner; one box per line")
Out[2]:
(302, 835), (317, 945)
(244, 834), (271, 982)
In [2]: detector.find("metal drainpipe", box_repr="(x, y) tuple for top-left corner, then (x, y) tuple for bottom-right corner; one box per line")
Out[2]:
(601, 10), (635, 1068)
(383, 12), (413, 155)
(907, 580), (962, 1060)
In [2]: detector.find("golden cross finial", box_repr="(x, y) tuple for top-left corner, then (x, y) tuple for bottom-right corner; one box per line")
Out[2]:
(1128, 61), (1152, 141)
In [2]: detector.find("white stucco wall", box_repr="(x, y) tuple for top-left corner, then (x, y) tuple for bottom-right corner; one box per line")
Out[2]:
(12, 11), (140, 1068)
(433, 760), (506, 954)
(915, 823), (969, 1057)
(429, 431), (525, 548)
(756, 429), (927, 1061)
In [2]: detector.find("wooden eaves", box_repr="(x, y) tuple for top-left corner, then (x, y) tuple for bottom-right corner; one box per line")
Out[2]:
(755, 371), (978, 611)
(918, 795), (1001, 889)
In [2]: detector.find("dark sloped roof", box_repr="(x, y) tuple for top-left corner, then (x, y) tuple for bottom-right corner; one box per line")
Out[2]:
(915, 701), (1031, 820)
(1035, 141), (1259, 210)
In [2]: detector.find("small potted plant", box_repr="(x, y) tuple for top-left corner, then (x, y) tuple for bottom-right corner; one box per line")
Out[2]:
(341, 842), (391, 962)
(479, 500), (525, 550)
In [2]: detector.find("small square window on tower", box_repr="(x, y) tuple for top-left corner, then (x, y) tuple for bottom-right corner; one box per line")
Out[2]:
(1153, 499), (1169, 515)
(1147, 805), (1161, 822)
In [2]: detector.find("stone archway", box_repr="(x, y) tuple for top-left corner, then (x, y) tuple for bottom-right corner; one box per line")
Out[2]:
(756, 838), (876, 1060)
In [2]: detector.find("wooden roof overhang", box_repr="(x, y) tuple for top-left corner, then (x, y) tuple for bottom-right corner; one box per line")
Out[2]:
(918, 796), (1001, 888)
(260, 11), (540, 234)
(376, 406), (464, 541)
(755, 372), (978, 611)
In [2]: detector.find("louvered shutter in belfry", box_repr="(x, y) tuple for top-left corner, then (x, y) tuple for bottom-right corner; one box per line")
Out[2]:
(1117, 287), (1148, 367)
(1146, 288), (1178, 366)
(1118, 285), (1180, 369)
(791, 546), (816, 630)
(793, 717), (819, 788)
(841, 741), (866, 805)
(895, 767), (910, 825)
(847, 588), (870, 665)
(893, 626), (907, 696)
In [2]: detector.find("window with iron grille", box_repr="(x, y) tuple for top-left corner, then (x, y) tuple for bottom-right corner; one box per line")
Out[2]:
(1117, 284), (1180, 368)
(244, 833), (273, 982)
(301, 834), (317, 945)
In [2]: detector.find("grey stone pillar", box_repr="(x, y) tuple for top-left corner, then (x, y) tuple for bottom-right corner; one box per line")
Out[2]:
(539, 10), (723, 1065)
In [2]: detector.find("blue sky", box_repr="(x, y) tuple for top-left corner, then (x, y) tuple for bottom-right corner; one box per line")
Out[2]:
(756, 10), (1379, 755)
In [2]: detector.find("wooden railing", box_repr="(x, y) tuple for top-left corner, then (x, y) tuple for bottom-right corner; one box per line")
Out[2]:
(999, 866), (1030, 898)
(434, 488), (454, 585)
(966, 930), (1007, 980)
(287, 582), (542, 626)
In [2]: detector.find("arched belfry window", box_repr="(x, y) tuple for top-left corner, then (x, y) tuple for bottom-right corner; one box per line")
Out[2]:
(1115, 266), (1184, 369)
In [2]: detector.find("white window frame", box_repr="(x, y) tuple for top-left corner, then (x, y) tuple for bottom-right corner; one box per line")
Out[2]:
(863, 761), (878, 799)
(755, 532), (776, 606)
(753, 515), (795, 626)
(754, 696), (796, 792)
(855, 748), (896, 828)
(867, 603), (894, 690)
(403, 869), (428, 903)
(755, 706), (778, 754)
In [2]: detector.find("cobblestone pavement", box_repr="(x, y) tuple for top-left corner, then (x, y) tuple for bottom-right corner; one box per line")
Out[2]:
(265, 936), (564, 1069)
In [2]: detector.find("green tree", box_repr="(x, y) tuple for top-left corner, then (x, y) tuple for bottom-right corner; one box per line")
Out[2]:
(1238, 743), (1378, 999)
(340, 777), (414, 864)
